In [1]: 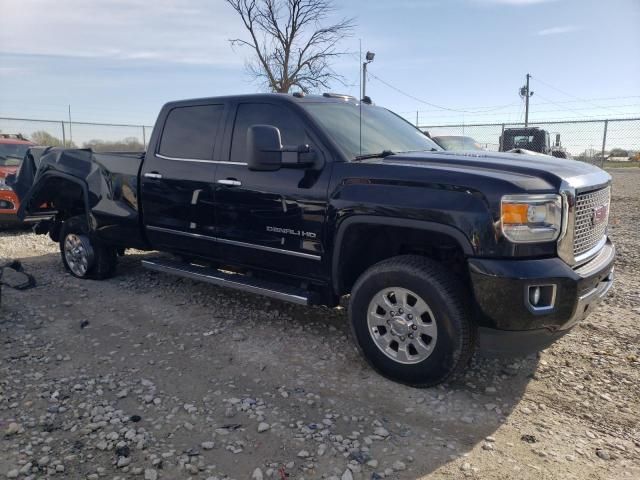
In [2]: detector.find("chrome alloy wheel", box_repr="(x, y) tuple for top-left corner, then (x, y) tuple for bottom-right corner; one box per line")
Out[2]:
(63, 233), (94, 277)
(367, 287), (438, 364)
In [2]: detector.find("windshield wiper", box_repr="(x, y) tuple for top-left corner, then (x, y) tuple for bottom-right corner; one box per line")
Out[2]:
(353, 150), (396, 161)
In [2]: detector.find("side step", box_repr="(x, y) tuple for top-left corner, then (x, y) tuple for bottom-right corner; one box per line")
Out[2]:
(141, 257), (309, 305)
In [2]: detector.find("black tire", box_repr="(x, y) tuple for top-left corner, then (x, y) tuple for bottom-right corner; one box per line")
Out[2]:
(59, 216), (117, 280)
(349, 255), (475, 387)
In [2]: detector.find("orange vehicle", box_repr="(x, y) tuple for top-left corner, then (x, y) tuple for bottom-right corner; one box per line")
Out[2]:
(0, 134), (36, 225)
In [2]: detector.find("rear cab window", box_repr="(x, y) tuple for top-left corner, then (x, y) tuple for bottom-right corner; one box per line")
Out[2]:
(158, 105), (224, 160)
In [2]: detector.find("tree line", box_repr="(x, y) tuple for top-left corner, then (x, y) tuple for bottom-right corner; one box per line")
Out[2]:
(28, 131), (145, 152)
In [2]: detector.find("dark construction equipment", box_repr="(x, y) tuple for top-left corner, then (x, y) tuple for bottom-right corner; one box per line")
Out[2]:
(500, 127), (569, 158)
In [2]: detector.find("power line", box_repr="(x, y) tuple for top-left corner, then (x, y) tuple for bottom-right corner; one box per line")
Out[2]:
(532, 92), (592, 119)
(367, 70), (517, 114)
(531, 75), (627, 116)
(403, 104), (640, 122)
(398, 97), (640, 116)
(518, 98), (526, 123)
(400, 97), (640, 115)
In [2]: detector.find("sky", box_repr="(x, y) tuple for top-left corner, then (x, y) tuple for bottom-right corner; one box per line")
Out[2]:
(0, 0), (639, 134)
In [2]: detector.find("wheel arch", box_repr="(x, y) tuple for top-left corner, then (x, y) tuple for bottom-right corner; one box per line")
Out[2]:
(19, 171), (92, 226)
(331, 215), (475, 296)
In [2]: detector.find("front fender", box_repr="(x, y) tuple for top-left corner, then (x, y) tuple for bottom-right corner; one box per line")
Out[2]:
(330, 215), (476, 295)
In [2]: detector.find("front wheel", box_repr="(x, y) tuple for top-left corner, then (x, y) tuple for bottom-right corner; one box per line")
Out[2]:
(59, 216), (117, 280)
(349, 255), (475, 387)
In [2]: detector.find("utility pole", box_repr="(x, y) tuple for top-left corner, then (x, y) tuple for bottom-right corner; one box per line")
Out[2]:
(525, 74), (531, 127)
(520, 74), (534, 127)
(68, 104), (73, 147)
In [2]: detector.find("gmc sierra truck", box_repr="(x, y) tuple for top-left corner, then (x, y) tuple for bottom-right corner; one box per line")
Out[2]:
(10, 93), (615, 387)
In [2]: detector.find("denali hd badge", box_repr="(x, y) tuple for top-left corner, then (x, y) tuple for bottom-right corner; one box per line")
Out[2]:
(592, 205), (608, 225)
(266, 226), (317, 239)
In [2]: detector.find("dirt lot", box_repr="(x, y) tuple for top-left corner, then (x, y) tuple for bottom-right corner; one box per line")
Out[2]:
(1, 169), (639, 480)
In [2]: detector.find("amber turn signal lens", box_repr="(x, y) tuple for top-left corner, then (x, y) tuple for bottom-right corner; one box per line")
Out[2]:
(502, 203), (528, 224)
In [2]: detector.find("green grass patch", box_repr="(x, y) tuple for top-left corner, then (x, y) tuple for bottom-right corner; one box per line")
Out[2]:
(603, 161), (640, 169)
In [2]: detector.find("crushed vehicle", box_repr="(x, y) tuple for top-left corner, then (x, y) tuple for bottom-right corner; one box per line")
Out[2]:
(9, 93), (615, 386)
(0, 134), (36, 225)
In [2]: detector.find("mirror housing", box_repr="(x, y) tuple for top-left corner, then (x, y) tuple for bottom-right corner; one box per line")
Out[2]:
(247, 125), (283, 171)
(247, 125), (318, 171)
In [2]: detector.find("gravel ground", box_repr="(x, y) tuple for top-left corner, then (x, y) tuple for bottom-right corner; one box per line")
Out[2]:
(1, 168), (639, 480)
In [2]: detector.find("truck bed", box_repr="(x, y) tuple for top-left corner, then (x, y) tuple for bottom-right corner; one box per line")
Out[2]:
(15, 147), (148, 249)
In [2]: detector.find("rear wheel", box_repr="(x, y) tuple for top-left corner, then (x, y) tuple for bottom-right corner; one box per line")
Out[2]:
(59, 216), (117, 280)
(349, 255), (475, 387)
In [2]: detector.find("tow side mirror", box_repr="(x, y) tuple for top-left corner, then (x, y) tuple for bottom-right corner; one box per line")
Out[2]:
(247, 125), (283, 171)
(281, 144), (317, 167)
(247, 124), (319, 171)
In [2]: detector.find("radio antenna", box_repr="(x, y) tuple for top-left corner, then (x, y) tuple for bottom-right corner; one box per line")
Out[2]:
(359, 39), (362, 157)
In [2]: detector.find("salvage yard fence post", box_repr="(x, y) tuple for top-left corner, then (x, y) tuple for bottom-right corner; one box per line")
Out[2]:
(601, 119), (608, 168)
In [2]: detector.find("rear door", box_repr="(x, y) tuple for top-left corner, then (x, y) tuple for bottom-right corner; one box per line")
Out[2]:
(213, 101), (331, 281)
(141, 103), (226, 258)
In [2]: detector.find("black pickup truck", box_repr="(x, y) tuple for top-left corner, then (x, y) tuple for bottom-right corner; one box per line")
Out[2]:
(10, 93), (615, 387)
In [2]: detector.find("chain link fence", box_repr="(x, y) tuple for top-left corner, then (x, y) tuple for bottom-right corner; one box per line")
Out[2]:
(1, 116), (639, 165)
(420, 118), (640, 166)
(0, 117), (153, 152)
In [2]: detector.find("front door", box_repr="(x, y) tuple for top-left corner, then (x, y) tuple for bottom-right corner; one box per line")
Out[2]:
(141, 103), (225, 258)
(213, 102), (331, 281)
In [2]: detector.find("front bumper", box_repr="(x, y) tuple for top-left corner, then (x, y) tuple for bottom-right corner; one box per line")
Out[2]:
(0, 213), (21, 225)
(0, 190), (20, 224)
(469, 238), (615, 354)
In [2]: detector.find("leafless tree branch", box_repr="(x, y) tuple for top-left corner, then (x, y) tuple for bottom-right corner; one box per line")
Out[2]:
(226, 0), (355, 93)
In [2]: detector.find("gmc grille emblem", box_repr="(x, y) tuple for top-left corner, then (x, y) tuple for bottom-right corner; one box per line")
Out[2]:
(592, 205), (608, 225)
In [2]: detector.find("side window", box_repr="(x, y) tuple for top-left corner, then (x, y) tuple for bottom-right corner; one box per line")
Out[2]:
(158, 105), (224, 160)
(230, 103), (309, 163)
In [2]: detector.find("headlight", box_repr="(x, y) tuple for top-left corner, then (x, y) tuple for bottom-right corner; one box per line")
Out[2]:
(501, 194), (562, 243)
(0, 178), (10, 191)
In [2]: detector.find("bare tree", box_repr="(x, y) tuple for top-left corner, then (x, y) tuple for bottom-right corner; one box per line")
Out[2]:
(226, 0), (354, 93)
(31, 131), (75, 148)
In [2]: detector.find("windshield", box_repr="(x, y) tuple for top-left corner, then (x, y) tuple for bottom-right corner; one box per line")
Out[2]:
(433, 136), (484, 151)
(301, 102), (442, 160)
(0, 144), (29, 166)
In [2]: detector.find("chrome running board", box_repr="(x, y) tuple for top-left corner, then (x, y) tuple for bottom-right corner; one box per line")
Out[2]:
(141, 257), (309, 305)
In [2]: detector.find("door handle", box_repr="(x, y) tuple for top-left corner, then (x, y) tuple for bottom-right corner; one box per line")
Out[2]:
(217, 178), (242, 186)
(144, 172), (163, 180)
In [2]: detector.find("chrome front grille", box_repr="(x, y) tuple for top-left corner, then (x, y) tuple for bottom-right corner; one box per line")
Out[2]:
(573, 186), (610, 258)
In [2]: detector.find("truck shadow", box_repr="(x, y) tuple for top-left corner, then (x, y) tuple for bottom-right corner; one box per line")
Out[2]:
(2, 249), (539, 478)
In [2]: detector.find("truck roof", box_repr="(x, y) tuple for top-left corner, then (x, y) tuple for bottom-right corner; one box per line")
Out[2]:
(0, 138), (35, 145)
(162, 92), (361, 109)
(0, 133), (35, 145)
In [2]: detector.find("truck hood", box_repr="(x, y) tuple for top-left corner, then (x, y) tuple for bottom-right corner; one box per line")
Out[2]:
(376, 150), (610, 192)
